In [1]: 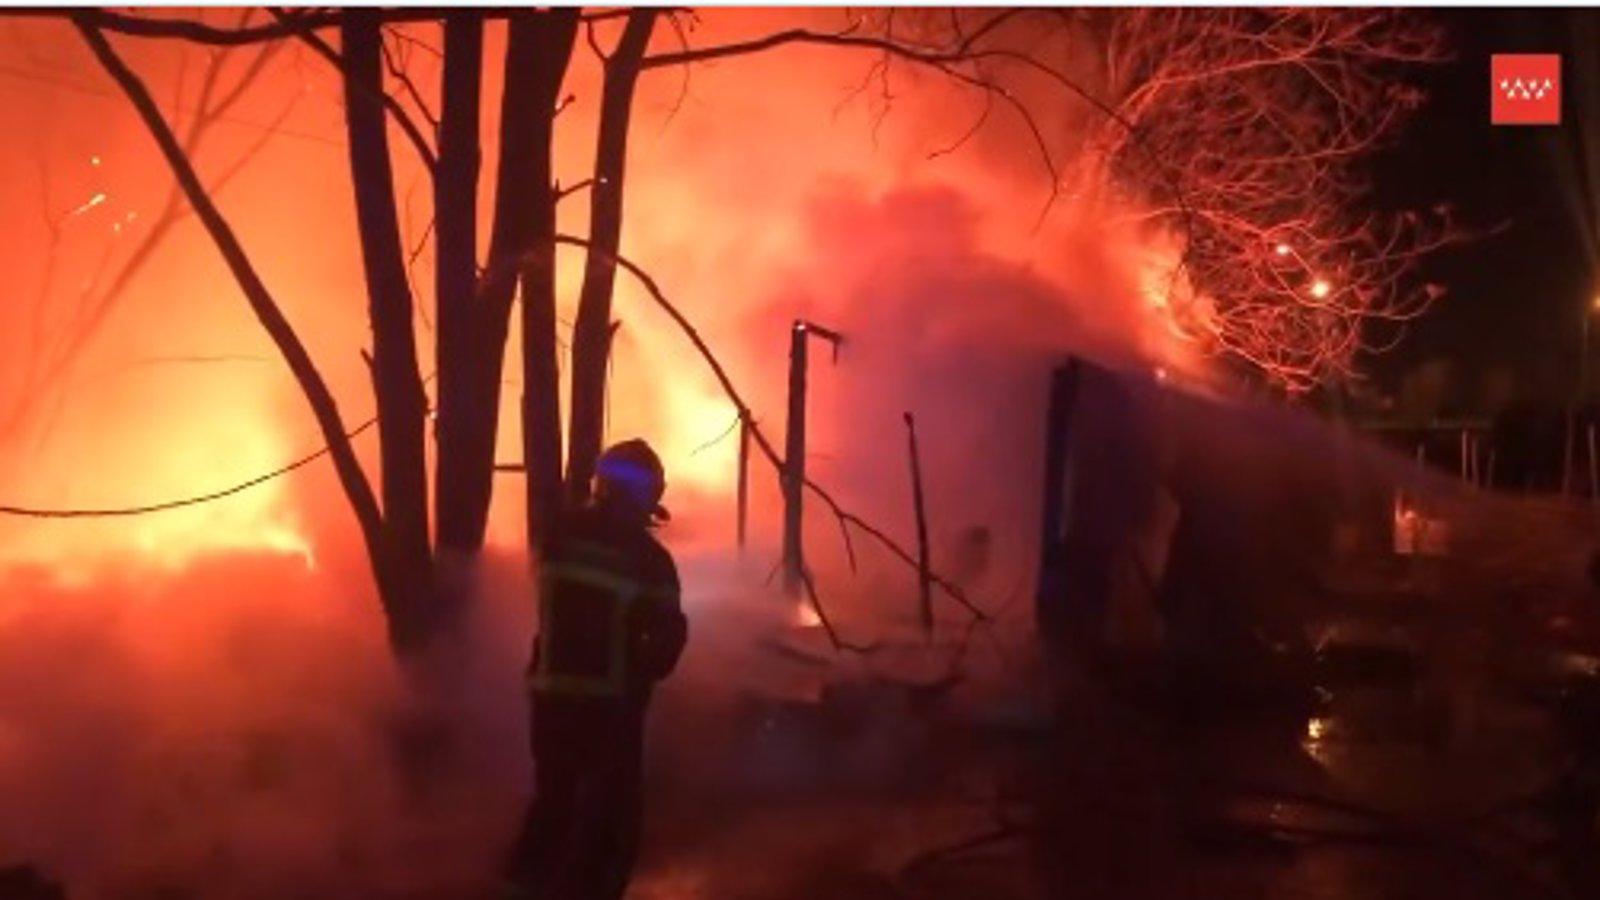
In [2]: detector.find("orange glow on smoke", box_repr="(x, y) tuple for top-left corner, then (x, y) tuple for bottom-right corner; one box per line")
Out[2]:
(0, 9), (1222, 584)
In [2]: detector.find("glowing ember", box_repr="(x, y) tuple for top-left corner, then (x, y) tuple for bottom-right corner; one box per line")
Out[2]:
(793, 602), (822, 628)
(67, 191), (108, 219)
(1305, 717), (1329, 742)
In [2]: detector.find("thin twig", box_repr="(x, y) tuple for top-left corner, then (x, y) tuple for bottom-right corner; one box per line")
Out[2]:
(266, 7), (437, 171)
(690, 414), (742, 457)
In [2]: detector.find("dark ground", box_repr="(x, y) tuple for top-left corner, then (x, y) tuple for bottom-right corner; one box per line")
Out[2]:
(619, 546), (1600, 900)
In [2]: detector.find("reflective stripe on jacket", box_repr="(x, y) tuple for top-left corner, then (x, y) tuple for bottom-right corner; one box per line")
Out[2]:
(530, 510), (685, 698)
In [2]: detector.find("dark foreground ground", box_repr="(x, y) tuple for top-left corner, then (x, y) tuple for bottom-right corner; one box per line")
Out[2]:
(623, 560), (1600, 900)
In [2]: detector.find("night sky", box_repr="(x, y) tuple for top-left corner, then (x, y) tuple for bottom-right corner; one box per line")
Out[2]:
(1368, 8), (1597, 413)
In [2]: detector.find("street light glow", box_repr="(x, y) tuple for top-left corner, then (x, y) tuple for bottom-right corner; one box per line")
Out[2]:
(1310, 279), (1331, 299)
(1274, 243), (1291, 256)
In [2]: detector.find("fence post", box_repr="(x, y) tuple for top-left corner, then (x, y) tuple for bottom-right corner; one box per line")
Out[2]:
(905, 412), (933, 639)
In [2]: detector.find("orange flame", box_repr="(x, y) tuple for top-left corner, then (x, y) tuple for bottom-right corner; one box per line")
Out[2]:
(793, 601), (822, 629)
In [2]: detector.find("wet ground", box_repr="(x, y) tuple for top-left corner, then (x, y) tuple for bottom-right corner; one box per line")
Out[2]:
(622, 587), (1600, 900)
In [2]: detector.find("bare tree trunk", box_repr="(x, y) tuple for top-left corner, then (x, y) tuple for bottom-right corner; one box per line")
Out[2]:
(343, 11), (434, 649)
(566, 9), (657, 503)
(433, 11), (486, 554)
(519, 10), (579, 549)
(461, 10), (580, 551)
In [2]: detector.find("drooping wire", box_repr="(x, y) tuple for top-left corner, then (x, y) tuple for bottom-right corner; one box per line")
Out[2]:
(0, 369), (440, 519)
(0, 414), (378, 518)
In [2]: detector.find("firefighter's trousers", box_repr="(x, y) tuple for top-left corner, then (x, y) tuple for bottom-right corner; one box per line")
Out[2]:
(507, 693), (646, 900)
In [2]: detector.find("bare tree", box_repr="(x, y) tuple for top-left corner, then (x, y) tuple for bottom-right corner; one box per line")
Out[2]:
(1087, 8), (1456, 392)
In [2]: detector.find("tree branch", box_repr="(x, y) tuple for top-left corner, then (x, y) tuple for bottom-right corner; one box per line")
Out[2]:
(548, 234), (992, 625)
(16, 7), (629, 46)
(266, 7), (437, 171)
(3, 31), (289, 442)
(71, 15), (387, 569)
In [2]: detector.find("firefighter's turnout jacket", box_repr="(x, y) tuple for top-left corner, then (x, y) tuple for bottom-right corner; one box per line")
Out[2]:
(531, 504), (687, 700)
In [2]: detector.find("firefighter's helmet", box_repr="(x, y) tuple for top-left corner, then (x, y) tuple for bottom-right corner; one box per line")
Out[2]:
(595, 439), (669, 521)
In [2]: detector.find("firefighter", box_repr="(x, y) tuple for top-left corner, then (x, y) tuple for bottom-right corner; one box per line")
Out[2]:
(504, 439), (688, 900)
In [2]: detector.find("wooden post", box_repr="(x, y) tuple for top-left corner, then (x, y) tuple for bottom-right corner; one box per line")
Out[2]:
(736, 413), (749, 551)
(781, 323), (809, 596)
(905, 412), (933, 640)
(781, 320), (843, 596)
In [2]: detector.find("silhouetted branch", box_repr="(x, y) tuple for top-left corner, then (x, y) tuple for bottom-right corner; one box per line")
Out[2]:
(381, 26), (439, 132)
(555, 177), (595, 202)
(548, 234), (992, 625)
(13, 8), (630, 46)
(266, 7), (438, 171)
(1091, 9), (1453, 391)
(4, 31), (289, 441)
(641, 16), (1067, 217)
(71, 16), (387, 563)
